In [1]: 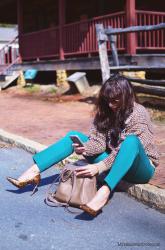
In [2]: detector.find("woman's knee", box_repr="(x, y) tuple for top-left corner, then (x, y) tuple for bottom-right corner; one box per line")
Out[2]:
(122, 134), (141, 153)
(124, 134), (140, 145)
(66, 130), (80, 137)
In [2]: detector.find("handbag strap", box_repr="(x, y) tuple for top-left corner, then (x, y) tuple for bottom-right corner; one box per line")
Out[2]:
(45, 168), (85, 215)
(63, 172), (85, 214)
(45, 169), (75, 208)
(45, 173), (65, 207)
(45, 194), (69, 207)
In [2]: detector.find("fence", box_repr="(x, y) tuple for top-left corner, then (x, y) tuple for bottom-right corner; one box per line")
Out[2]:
(136, 10), (165, 50)
(13, 10), (165, 60)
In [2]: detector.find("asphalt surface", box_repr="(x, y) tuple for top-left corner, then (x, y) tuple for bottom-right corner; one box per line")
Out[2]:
(0, 146), (165, 250)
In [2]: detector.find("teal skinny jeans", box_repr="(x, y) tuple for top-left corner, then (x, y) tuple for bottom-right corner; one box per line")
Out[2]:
(33, 131), (155, 191)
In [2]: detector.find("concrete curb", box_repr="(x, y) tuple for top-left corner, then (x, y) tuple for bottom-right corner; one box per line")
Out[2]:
(118, 181), (165, 211)
(0, 129), (46, 153)
(0, 129), (164, 211)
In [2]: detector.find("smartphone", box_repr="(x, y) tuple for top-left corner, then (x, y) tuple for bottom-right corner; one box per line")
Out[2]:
(70, 135), (84, 147)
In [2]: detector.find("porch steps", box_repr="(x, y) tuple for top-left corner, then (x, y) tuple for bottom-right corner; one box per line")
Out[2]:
(0, 35), (20, 90)
(0, 71), (20, 90)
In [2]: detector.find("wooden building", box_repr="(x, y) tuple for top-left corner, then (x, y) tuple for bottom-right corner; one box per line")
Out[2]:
(0, 0), (165, 72)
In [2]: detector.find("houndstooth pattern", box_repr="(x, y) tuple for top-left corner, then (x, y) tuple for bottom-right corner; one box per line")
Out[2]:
(84, 102), (159, 171)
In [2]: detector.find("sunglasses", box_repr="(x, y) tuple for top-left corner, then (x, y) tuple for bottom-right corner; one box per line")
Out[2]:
(109, 99), (120, 104)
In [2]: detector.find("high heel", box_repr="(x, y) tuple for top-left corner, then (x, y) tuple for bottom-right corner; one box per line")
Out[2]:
(80, 204), (101, 217)
(6, 174), (41, 196)
(80, 199), (109, 217)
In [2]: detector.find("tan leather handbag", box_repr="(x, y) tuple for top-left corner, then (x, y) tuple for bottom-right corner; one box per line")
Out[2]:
(46, 163), (97, 208)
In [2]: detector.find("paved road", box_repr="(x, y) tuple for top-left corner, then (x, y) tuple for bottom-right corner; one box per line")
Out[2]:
(0, 146), (164, 250)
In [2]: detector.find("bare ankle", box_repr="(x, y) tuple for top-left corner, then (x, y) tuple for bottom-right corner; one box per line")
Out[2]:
(103, 184), (110, 193)
(18, 164), (40, 181)
(31, 164), (40, 173)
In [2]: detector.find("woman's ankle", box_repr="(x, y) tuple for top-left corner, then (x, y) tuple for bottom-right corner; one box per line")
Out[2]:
(103, 181), (111, 192)
(87, 185), (110, 210)
(33, 164), (40, 174)
(18, 164), (40, 181)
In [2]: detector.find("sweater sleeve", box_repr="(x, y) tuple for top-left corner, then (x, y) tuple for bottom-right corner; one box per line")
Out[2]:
(83, 123), (107, 156)
(123, 106), (154, 149)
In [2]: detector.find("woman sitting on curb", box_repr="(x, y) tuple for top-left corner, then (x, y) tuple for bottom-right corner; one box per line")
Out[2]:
(7, 74), (159, 217)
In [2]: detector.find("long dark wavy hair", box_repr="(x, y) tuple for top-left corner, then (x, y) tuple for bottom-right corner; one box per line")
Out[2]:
(94, 74), (136, 147)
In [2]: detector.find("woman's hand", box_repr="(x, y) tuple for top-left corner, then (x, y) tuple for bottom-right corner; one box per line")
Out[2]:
(72, 143), (86, 155)
(75, 164), (99, 177)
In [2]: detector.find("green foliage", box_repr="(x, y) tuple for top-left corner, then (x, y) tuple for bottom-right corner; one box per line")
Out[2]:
(24, 84), (40, 93)
(48, 87), (57, 94)
(0, 23), (17, 28)
(149, 108), (165, 123)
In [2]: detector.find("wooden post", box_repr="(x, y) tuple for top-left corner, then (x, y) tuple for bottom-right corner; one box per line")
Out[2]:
(59, 0), (65, 60)
(105, 23), (165, 35)
(17, 0), (24, 88)
(96, 24), (110, 83)
(17, 0), (23, 61)
(17, 0), (23, 34)
(125, 0), (136, 55)
(108, 26), (119, 66)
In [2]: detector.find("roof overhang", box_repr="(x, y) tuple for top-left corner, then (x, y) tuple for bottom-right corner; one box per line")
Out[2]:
(0, 0), (15, 7)
(0, 0), (17, 24)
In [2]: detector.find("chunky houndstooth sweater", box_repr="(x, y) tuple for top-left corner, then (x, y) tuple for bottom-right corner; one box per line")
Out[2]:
(84, 102), (159, 174)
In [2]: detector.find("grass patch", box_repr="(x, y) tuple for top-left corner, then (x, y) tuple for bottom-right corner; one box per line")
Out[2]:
(137, 93), (165, 124)
(148, 108), (165, 123)
(24, 84), (41, 93)
(47, 87), (57, 94)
